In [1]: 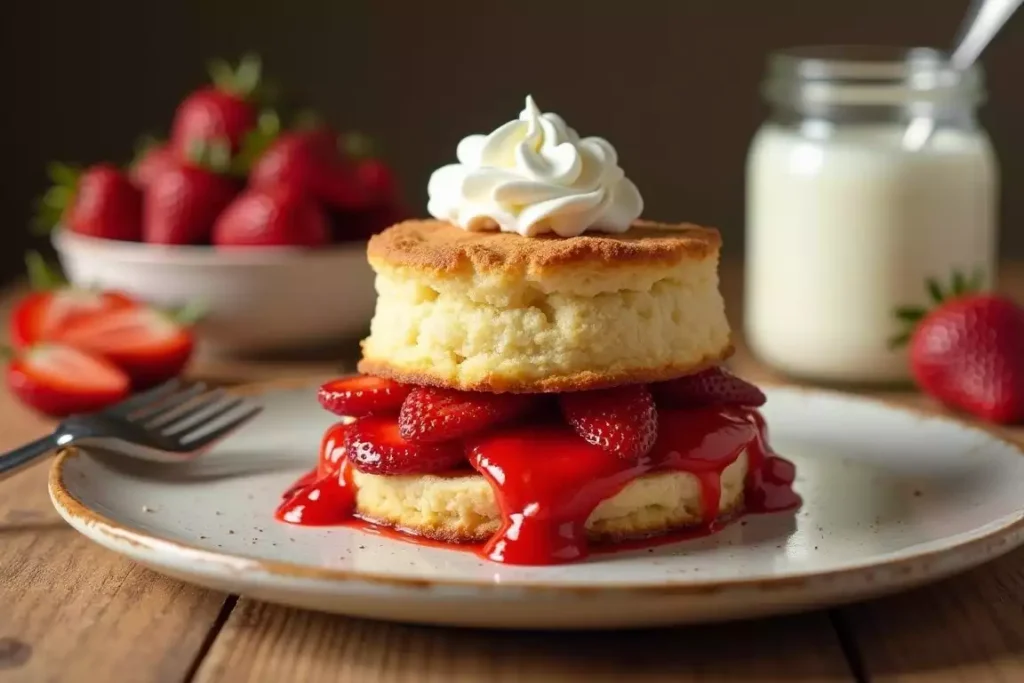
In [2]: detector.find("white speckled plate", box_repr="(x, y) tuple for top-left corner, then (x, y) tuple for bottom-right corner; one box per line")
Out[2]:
(49, 383), (1024, 629)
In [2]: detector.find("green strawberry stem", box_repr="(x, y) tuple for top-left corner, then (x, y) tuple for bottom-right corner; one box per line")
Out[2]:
(888, 267), (987, 349)
(207, 52), (280, 107)
(32, 162), (81, 235)
(130, 134), (165, 169)
(185, 137), (235, 176)
(47, 162), (80, 187)
(168, 299), (208, 327)
(24, 252), (67, 290)
(342, 131), (376, 160)
(208, 53), (262, 98)
(231, 109), (281, 177)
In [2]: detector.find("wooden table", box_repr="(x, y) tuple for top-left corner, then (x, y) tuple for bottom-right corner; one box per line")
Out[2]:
(2, 264), (1023, 683)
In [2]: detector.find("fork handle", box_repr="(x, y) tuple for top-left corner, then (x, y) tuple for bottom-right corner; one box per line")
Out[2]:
(0, 434), (60, 481)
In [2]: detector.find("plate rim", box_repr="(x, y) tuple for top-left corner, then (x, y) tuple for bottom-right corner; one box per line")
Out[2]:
(48, 379), (1024, 595)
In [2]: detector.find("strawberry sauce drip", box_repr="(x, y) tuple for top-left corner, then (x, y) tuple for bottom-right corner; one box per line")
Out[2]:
(275, 464), (356, 526)
(275, 407), (801, 564)
(744, 409), (802, 513)
(470, 425), (650, 564)
(275, 422), (356, 525)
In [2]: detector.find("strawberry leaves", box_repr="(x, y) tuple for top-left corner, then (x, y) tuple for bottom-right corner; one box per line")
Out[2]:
(24, 251), (67, 290)
(232, 109), (282, 177)
(889, 268), (988, 349)
(185, 138), (234, 175)
(208, 53), (263, 100)
(33, 162), (82, 234)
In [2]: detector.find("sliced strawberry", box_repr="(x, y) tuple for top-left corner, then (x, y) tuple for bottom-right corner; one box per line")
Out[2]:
(317, 421), (352, 479)
(51, 306), (194, 389)
(559, 384), (658, 460)
(11, 289), (138, 349)
(344, 415), (465, 475)
(317, 376), (411, 417)
(6, 344), (130, 417)
(652, 367), (767, 409)
(10, 252), (141, 349)
(398, 386), (536, 443)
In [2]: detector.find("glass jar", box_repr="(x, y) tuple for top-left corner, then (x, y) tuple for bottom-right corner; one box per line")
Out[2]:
(744, 46), (999, 385)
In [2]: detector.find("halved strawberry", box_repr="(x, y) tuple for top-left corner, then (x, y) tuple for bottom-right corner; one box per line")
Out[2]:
(652, 367), (766, 409)
(344, 415), (465, 475)
(10, 254), (140, 349)
(12, 290), (139, 349)
(6, 344), (130, 417)
(317, 376), (411, 417)
(559, 384), (658, 460)
(51, 306), (195, 389)
(398, 386), (536, 443)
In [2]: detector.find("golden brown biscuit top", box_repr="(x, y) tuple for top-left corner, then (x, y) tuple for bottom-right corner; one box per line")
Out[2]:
(367, 219), (721, 275)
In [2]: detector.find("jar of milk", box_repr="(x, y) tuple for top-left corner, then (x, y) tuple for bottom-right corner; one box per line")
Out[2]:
(745, 46), (998, 384)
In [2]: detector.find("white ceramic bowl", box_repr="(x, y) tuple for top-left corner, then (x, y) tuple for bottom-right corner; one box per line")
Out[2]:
(52, 230), (377, 355)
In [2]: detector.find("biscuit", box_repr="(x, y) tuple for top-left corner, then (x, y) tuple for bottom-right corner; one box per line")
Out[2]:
(358, 220), (732, 393)
(350, 453), (748, 543)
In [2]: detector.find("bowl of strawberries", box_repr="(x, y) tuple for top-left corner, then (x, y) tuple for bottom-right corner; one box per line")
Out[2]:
(40, 55), (404, 355)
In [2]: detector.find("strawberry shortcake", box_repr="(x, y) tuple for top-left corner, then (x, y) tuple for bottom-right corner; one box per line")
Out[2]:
(276, 96), (799, 565)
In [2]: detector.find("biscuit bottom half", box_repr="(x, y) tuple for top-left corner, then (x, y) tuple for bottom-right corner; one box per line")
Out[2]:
(350, 452), (748, 543)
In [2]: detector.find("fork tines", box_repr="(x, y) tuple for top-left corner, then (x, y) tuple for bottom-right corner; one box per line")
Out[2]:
(115, 379), (263, 450)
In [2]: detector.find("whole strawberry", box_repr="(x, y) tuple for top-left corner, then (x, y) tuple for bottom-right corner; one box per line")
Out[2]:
(143, 141), (238, 245)
(248, 125), (399, 219)
(212, 185), (330, 247)
(339, 132), (400, 210)
(36, 163), (142, 241)
(247, 129), (325, 196)
(353, 157), (398, 207)
(129, 138), (178, 191)
(170, 54), (263, 157)
(248, 128), (368, 209)
(893, 272), (1024, 424)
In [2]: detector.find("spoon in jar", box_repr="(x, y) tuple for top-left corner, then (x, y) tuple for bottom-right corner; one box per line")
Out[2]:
(903, 0), (1022, 150)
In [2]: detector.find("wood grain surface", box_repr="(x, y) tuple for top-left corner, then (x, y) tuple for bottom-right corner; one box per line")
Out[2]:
(193, 602), (855, 682)
(0, 263), (1022, 682)
(0, 292), (229, 683)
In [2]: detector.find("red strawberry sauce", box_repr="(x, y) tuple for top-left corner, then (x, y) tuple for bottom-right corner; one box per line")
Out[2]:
(275, 403), (800, 566)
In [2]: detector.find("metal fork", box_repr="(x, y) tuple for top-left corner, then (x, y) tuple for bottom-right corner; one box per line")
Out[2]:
(0, 379), (263, 481)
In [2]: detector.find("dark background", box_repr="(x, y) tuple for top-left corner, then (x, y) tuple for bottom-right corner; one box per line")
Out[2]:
(2, 1), (1022, 285)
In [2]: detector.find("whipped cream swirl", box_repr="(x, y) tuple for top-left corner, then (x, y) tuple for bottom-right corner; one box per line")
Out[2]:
(427, 96), (644, 237)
